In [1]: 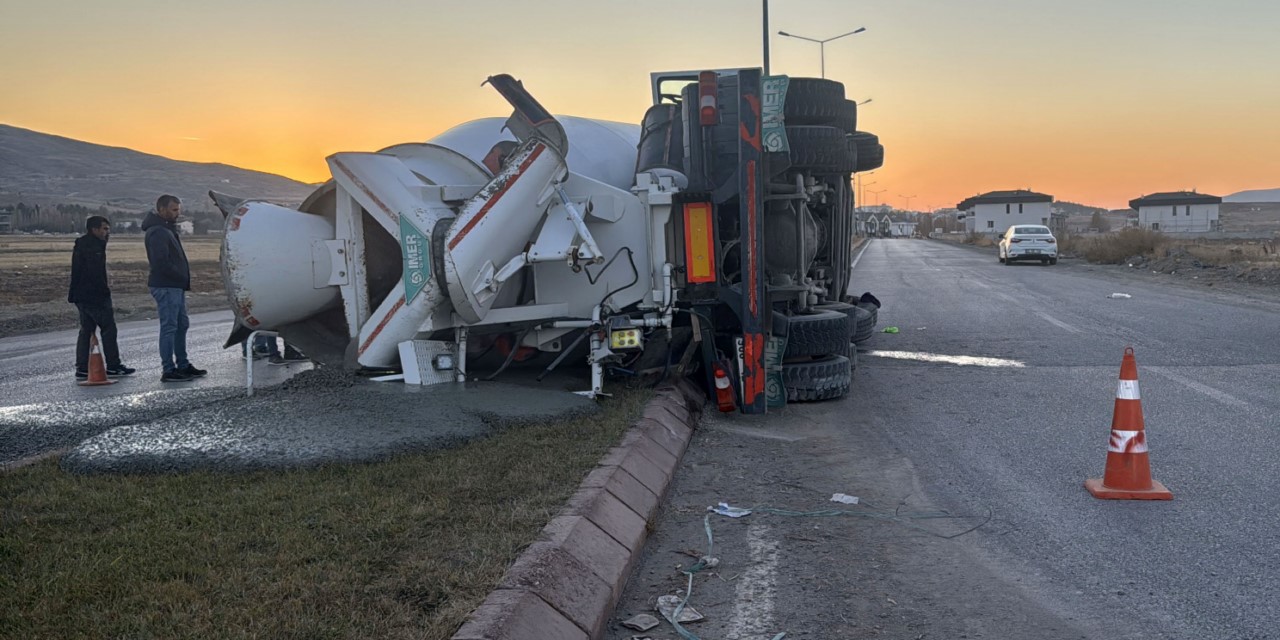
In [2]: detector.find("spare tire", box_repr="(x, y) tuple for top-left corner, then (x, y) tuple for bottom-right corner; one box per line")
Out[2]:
(782, 309), (850, 359)
(783, 355), (852, 402)
(786, 126), (856, 174)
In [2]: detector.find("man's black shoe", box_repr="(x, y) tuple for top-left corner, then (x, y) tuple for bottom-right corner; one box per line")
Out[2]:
(75, 369), (89, 380)
(161, 369), (194, 383)
(177, 365), (208, 377)
(106, 365), (136, 377)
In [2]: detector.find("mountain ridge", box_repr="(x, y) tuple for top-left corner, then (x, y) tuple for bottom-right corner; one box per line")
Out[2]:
(0, 123), (316, 212)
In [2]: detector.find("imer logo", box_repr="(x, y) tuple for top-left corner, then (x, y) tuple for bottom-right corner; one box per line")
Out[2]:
(400, 214), (431, 303)
(761, 75), (791, 153)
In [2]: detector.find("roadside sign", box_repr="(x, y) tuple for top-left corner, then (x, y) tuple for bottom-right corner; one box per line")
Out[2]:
(400, 215), (431, 303)
(762, 75), (790, 153)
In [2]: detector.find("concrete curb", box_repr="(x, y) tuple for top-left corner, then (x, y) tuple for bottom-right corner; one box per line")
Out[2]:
(452, 378), (706, 640)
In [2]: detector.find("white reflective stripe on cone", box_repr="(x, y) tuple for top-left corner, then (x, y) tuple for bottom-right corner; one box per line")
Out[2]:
(1116, 379), (1141, 400)
(1108, 429), (1148, 453)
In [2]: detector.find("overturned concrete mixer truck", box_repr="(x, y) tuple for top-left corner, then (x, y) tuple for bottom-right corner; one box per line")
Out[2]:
(211, 70), (884, 413)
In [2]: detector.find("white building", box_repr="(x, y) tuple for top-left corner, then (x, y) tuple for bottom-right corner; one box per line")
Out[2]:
(958, 190), (1053, 234)
(1129, 191), (1221, 233)
(889, 221), (917, 237)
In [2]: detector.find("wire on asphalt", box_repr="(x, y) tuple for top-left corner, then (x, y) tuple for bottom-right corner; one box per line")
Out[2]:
(660, 505), (992, 638)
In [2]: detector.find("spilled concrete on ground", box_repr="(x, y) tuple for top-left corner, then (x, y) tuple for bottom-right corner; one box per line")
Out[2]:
(60, 368), (599, 475)
(0, 388), (241, 466)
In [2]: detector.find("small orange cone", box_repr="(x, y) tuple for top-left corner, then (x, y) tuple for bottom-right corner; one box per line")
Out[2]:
(78, 333), (117, 387)
(1085, 347), (1171, 500)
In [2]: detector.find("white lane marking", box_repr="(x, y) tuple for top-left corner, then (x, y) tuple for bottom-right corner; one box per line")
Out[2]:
(1116, 379), (1141, 400)
(726, 522), (779, 640)
(1035, 311), (1082, 334)
(850, 239), (872, 273)
(867, 350), (1027, 368)
(1145, 366), (1250, 409)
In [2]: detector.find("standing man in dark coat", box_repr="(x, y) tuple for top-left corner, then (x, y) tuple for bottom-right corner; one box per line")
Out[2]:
(143, 195), (207, 382)
(68, 215), (135, 379)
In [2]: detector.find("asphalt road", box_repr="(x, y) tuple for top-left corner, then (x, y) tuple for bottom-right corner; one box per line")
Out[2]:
(0, 310), (304, 465)
(608, 239), (1280, 640)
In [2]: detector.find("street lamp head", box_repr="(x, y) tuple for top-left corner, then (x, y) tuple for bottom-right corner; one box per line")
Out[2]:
(778, 30), (790, 36)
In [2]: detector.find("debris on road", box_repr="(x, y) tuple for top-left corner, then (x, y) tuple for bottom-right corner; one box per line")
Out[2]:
(882, 326), (900, 333)
(1108, 293), (1133, 299)
(830, 493), (860, 504)
(708, 502), (752, 518)
(657, 595), (705, 623)
(621, 614), (661, 631)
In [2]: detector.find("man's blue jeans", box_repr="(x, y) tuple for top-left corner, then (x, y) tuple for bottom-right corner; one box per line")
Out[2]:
(150, 287), (190, 373)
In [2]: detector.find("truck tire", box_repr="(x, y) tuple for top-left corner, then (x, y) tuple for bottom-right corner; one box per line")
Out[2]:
(784, 78), (846, 123)
(786, 126), (856, 174)
(814, 302), (860, 338)
(783, 355), (852, 402)
(787, 85), (857, 132)
(854, 304), (876, 337)
(852, 301), (878, 343)
(849, 132), (885, 172)
(782, 309), (850, 359)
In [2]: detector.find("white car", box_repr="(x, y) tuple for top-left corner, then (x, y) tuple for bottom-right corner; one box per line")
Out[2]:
(999, 225), (1058, 265)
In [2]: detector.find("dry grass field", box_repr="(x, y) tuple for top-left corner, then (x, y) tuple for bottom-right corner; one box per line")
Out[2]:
(0, 235), (227, 337)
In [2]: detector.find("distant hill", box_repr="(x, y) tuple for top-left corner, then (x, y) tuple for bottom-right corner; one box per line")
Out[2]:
(0, 124), (316, 213)
(1225, 188), (1280, 203)
(1052, 200), (1109, 216)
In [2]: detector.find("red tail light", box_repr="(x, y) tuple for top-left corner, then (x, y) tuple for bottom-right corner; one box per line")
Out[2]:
(698, 71), (718, 127)
(1046, 238), (1056, 244)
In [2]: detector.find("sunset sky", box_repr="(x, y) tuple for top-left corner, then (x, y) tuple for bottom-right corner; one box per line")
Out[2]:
(3, 0), (1278, 210)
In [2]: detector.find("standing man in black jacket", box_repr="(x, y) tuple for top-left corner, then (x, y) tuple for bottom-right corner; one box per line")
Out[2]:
(143, 195), (207, 382)
(68, 215), (135, 379)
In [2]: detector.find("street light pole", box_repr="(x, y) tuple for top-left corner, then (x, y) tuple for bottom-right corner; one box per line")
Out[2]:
(869, 188), (887, 206)
(777, 27), (867, 78)
(900, 194), (917, 211)
(763, 0), (771, 75)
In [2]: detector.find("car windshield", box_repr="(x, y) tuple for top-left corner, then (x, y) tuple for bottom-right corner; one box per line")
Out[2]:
(1016, 226), (1052, 235)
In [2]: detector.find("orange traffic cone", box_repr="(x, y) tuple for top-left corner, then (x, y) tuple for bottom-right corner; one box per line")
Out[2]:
(1085, 347), (1171, 500)
(78, 333), (117, 387)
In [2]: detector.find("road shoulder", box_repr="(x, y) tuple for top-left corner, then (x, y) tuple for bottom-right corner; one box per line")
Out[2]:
(451, 379), (705, 640)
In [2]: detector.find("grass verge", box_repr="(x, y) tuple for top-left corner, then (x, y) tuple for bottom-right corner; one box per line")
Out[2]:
(1, 388), (651, 640)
